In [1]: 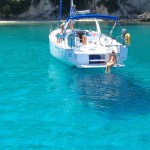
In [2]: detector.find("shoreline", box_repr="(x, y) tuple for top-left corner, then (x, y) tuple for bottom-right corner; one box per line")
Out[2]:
(0, 19), (150, 24)
(0, 20), (55, 24)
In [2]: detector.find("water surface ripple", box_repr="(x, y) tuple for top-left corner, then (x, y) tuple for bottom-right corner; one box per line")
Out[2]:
(0, 22), (150, 149)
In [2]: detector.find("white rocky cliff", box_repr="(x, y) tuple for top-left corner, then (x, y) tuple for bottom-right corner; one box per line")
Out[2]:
(18, 0), (150, 21)
(19, 0), (58, 20)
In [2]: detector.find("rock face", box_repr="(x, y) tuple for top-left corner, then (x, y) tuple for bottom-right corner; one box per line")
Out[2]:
(19, 0), (58, 20)
(138, 12), (150, 21)
(18, 0), (150, 20)
(94, 0), (150, 19)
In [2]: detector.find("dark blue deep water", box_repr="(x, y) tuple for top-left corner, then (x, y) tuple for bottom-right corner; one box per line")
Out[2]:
(0, 22), (150, 149)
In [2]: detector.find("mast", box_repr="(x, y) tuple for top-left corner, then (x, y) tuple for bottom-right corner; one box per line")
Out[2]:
(70, 0), (73, 7)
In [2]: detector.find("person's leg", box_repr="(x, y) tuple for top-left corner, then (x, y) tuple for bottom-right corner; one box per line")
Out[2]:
(70, 20), (75, 30)
(109, 63), (114, 67)
(106, 62), (114, 73)
(106, 63), (110, 73)
(70, 24), (74, 30)
(108, 63), (114, 72)
(107, 66), (109, 73)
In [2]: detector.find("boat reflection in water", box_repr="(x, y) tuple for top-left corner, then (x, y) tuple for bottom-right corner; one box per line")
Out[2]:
(48, 62), (150, 118)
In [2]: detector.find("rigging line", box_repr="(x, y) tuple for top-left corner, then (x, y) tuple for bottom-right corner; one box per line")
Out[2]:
(110, 22), (116, 36)
(118, 21), (123, 30)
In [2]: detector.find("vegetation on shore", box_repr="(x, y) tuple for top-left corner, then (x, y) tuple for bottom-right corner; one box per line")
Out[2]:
(0, 0), (43, 19)
(0, 0), (30, 18)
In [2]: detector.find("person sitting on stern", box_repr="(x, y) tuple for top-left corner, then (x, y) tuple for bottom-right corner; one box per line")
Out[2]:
(106, 50), (117, 73)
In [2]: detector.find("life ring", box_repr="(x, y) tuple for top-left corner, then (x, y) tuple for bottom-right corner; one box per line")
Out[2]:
(125, 33), (131, 45)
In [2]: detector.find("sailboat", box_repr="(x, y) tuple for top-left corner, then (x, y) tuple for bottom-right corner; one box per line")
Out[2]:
(49, 0), (130, 68)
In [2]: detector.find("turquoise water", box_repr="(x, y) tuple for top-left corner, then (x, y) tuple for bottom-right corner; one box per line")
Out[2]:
(0, 22), (150, 149)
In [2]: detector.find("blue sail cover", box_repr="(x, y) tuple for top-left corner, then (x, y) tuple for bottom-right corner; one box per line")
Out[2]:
(67, 14), (118, 22)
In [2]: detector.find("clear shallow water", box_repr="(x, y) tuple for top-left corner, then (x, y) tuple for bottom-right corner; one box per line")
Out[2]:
(0, 22), (150, 149)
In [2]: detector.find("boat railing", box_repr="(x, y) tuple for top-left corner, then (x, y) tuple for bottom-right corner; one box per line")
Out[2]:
(59, 30), (122, 49)
(115, 35), (121, 41)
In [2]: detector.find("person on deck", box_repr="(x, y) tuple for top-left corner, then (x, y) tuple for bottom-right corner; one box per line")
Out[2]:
(59, 22), (65, 33)
(106, 50), (117, 73)
(70, 4), (77, 30)
(56, 22), (65, 43)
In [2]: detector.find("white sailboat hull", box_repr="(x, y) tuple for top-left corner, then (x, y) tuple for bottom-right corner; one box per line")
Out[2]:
(49, 14), (130, 69)
(49, 1), (130, 69)
(49, 35), (76, 66)
(49, 31), (128, 68)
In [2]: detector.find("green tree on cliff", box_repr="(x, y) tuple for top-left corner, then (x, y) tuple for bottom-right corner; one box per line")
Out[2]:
(0, 0), (31, 19)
